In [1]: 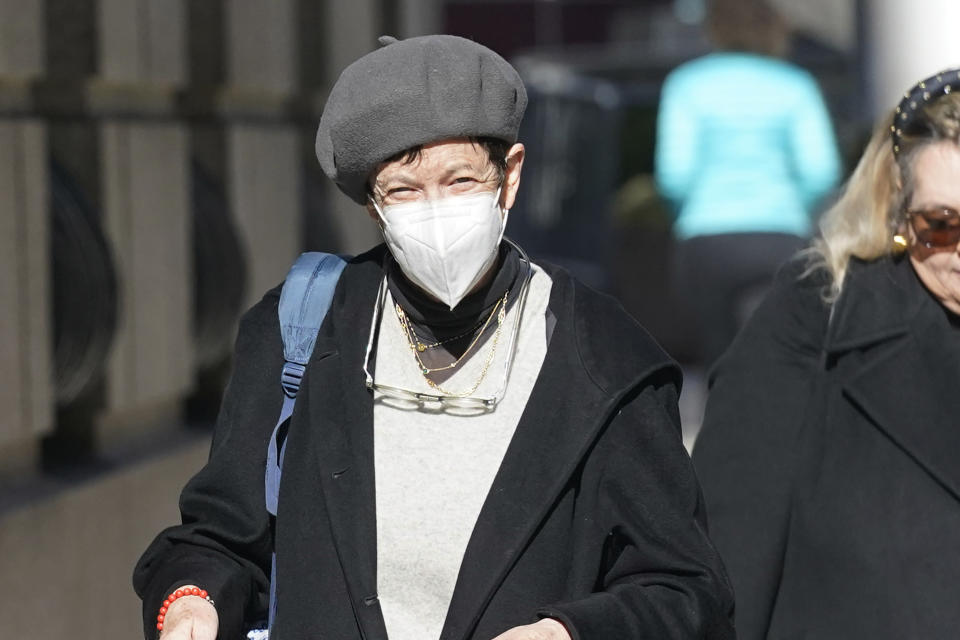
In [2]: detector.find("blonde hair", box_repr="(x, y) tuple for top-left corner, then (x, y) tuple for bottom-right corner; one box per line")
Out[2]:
(809, 92), (960, 299)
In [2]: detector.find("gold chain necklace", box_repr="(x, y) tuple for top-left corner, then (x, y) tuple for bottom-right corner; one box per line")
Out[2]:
(406, 316), (488, 352)
(394, 290), (509, 397)
(395, 291), (506, 373)
(425, 306), (506, 397)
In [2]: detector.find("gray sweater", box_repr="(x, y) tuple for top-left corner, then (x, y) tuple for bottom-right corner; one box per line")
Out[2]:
(372, 264), (553, 640)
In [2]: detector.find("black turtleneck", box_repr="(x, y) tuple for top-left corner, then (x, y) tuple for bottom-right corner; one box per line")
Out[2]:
(387, 242), (524, 367)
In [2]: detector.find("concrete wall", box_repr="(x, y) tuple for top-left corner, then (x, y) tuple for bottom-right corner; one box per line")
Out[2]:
(397, 0), (443, 38)
(0, 0), (43, 77)
(0, 0), (52, 445)
(0, 122), (51, 444)
(224, 0), (303, 306)
(228, 125), (303, 305)
(98, 0), (186, 84)
(321, 0), (383, 256)
(100, 123), (193, 414)
(95, 3), (194, 420)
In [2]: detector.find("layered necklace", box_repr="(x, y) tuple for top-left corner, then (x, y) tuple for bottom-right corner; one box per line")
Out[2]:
(405, 315), (489, 353)
(394, 289), (509, 397)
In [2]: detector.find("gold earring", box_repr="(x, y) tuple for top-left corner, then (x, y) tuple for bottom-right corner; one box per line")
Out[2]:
(893, 234), (908, 252)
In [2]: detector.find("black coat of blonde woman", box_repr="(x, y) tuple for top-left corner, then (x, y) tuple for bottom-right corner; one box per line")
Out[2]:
(693, 68), (960, 639)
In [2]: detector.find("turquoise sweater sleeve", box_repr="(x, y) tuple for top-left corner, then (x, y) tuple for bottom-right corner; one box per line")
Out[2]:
(789, 74), (842, 210)
(654, 72), (698, 213)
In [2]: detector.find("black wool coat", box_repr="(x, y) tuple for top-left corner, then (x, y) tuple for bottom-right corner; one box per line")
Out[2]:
(693, 254), (960, 640)
(134, 246), (734, 640)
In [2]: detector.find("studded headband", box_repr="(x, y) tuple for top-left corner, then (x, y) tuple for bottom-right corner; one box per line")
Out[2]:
(891, 67), (960, 157)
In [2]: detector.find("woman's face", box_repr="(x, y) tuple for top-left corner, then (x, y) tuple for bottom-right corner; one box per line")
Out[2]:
(367, 138), (524, 213)
(905, 141), (960, 316)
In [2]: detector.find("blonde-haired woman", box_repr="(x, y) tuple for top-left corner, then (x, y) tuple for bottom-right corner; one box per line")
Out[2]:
(693, 68), (960, 640)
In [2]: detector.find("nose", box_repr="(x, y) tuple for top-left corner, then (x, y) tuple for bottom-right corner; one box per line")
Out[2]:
(420, 184), (447, 201)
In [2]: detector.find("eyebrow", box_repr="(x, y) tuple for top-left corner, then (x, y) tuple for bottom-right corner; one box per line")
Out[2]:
(909, 202), (960, 212)
(375, 172), (420, 188)
(441, 163), (481, 176)
(375, 161), (488, 189)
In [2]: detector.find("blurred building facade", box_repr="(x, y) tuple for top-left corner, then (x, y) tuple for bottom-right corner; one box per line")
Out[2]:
(0, 1), (423, 636)
(0, 1), (957, 638)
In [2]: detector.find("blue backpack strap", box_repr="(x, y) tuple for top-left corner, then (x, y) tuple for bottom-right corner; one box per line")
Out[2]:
(265, 252), (347, 515)
(259, 251), (346, 636)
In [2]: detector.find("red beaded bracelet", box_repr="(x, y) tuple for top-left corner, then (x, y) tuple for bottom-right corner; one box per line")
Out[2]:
(156, 586), (215, 632)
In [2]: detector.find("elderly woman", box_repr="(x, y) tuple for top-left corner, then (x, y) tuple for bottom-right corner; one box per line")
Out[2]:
(693, 67), (960, 639)
(134, 35), (734, 640)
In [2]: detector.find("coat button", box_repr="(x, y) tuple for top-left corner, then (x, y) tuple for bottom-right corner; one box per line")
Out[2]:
(363, 594), (378, 606)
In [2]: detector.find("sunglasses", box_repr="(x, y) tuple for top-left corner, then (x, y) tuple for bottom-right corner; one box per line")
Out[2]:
(906, 207), (960, 249)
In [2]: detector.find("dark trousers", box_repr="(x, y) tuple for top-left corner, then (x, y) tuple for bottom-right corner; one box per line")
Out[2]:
(674, 232), (807, 367)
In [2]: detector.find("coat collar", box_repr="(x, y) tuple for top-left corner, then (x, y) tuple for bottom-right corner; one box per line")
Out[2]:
(823, 256), (914, 354)
(297, 247), (676, 640)
(827, 256), (960, 503)
(304, 247), (388, 639)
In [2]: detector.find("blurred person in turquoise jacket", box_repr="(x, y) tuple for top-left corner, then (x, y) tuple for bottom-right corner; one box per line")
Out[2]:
(655, 0), (841, 365)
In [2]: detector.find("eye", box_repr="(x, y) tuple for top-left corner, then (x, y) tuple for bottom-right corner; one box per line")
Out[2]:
(911, 207), (960, 237)
(383, 186), (420, 202)
(927, 208), (960, 227)
(453, 177), (476, 184)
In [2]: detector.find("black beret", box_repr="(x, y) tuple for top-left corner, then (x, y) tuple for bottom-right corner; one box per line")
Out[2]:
(315, 34), (528, 204)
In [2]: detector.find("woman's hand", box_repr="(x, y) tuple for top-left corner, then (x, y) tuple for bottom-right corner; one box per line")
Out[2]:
(491, 618), (572, 640)
(158, 590), (219, 640)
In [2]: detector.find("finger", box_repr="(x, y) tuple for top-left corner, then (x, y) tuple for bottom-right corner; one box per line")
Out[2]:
(159, 627), (190, 640)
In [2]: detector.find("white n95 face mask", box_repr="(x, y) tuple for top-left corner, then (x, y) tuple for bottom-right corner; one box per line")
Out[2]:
(372, 188), (508, 310)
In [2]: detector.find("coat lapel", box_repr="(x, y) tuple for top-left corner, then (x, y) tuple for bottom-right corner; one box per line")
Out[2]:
(842, 322), (960, 504)
(828, 257), (960, 504)
(303, 253), (388, 639)
(440, 276), (616, 640)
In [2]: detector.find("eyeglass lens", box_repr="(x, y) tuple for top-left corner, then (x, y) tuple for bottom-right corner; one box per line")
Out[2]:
(910, 208), (960, 248)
